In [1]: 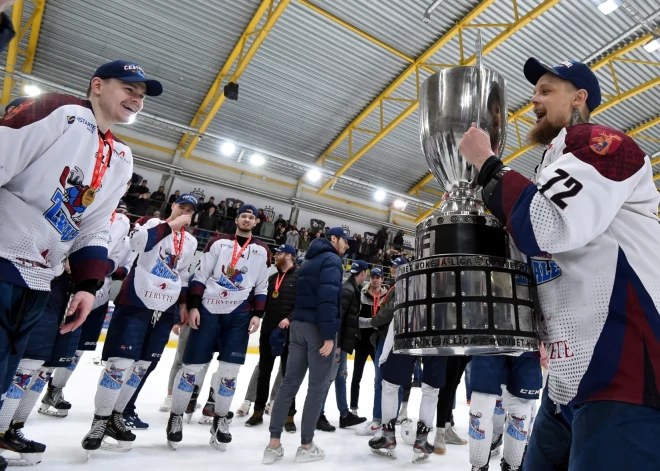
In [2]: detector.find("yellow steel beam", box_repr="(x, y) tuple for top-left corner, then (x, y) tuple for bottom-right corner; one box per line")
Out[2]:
(179, 0), (289, 158)
(315, 0), (560, 196)
(19, 0), (44, 74)
(1, 0), (24, 105)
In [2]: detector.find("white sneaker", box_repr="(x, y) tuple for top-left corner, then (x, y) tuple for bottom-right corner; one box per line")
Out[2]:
(237, 400), (251, 417)
(159, 395), (172, 412)
(444, 423), (467, 445)
(265, 401), (273, 415)
(294, 442), (325, 463)
(433, 427), (446, 454)
(262, 444), (284, 464)
(355, 420), (381, 436)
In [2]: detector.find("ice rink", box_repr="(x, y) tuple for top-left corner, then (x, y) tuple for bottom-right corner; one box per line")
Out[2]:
(12, 343), (496, 470)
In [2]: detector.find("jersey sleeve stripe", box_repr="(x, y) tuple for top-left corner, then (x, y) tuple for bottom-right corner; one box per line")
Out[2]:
(487, 170), (544, 256)
(68, 245), (108, 285)
(145, 222), (172, 252)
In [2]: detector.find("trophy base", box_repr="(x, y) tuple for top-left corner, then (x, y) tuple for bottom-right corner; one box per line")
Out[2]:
(393, 333), (539, 356)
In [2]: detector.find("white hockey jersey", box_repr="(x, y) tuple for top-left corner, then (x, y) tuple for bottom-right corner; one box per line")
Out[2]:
(488, 123), (660, 408)
(0, 94), (133, 291)
(116, 217), (197, 312)
(189, 234), (270, 314)
(92, 212), (133, 309)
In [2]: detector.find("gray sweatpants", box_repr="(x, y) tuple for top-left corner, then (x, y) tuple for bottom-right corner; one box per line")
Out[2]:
(269, 321), (335, 445)
(244, 359), (283, 403)
(167, 325), (210, 394)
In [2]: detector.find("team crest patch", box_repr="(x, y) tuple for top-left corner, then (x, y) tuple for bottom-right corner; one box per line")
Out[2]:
(468, 412), (485, 440)
(506, 413), (528, 441)
(590, 130), (623, 156)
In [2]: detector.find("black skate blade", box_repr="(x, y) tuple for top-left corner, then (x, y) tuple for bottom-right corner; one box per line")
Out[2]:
(37, 405), (68, 418)
(370, 448), (396, 460)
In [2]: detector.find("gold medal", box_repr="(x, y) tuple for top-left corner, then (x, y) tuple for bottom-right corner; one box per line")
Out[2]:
(226, 267), (235, 277)
(272, 291), (279, 299)
(82, 188), (96, 207)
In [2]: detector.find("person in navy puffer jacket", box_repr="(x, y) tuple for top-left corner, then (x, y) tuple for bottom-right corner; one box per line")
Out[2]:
(263, 227), (352, 464)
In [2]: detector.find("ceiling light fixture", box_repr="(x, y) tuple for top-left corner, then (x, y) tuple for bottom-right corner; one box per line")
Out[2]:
(250, 154), (265, 166)
(220, 141), (236, 156)
(23, 84), (41, 96)
(306, 169), (321, 182)
(597, 0), (621, 15)
(374, 190), (386, 202)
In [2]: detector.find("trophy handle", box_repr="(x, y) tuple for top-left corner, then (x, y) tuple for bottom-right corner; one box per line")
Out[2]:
(475, 30), (484, 129)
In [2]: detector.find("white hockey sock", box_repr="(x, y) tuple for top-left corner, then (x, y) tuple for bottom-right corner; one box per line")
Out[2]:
(527, 397), (538, 445)
(171, 363), (205, 415)
(93, 357), (134, 417)
(114, 360), (151, 414)
(468, 392), (497, 467)
(14, 367), (53, 425)
(492, 387), (506, 440)
(51, 350), (83, 389)
(211, 361), (241, 417)
(0, 359), (44, 432)
(419, 382), (439, 429)
(381, 379), (399, 425)
(503, 395), (533, 467)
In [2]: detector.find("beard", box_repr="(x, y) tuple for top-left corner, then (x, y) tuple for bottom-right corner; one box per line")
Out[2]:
(527, 118), (565, 146)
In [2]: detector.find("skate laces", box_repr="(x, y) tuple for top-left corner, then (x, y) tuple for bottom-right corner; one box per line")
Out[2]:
(169, 415), (183, 434)
(51, 386), (64, 403)
(214, 416), (229, 433)
(88, 418), (106, 439)
(111, 413), (129, 433)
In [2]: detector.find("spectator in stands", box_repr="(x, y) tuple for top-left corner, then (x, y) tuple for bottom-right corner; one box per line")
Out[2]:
(224, 201), (239, 233)
(376, 227), (388, 252)
(132, 192), (151, 216)
(150, 185), (166, 213)
(260, 216), (275, 239)
(393, 230), (404, 251)
(275, 214), (287, 230)
(351, 234), (362, 260)
(136, 179), (150, 195)
(286, 227), (300, 250)
(201, 196), (216, 211)
(254, 208), (265, 235)
(360, 237), (369, 261)
(274, 226), (286, 245)
(153, 211), (161, 218)
(196, 206), (219, 243)
(165, 190), (180, 218)
(298, 230), (310, 253)
(216, 200), (228, 225)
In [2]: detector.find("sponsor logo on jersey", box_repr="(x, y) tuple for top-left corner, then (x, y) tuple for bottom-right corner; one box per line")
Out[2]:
(546, 340), (575, 359)
(506, 413), (528, 441)
(590, 130), (623, 156)
(44, 166), (97, 241)
(67, 115), (76, 124)
(531, 258), (562, 284)
(468, 412), (485, 440)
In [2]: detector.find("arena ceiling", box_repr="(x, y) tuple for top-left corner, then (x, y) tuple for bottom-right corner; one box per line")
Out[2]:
(2, 0), (660, 224)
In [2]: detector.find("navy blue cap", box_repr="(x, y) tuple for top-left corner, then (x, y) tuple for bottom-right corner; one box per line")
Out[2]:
(275, 244), (296, 256)
(92, 60), (163, 97)
(326, 227), (353, 241)
(524, 58), (601, 112)
(391, 256), (409, 266)
(295, 256), (304, 265)
(237, 204), (258, 217)
(174, 193), (198, 210)
(370, 267), (384, 277)
(350, 260), (369, 274)
(5, 96), (28, 113)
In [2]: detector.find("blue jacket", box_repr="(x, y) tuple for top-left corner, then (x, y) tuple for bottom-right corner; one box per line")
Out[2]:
(292, 237), (343, 340)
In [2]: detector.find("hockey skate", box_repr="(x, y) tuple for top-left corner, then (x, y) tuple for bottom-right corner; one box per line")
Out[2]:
(500, 459), (520, 471)
(471, 465), (489, 471)
(209, 416), (231, 451)
(166, 413), (183, 450)
(368, 420), (397, 459)
(412, 422), (434, 464)
(38, 379), (71, 418)
(100, 411), (136, 452)
(198, 388), (215, 424)
(236, 399), (251, 417)
(185, 385), (201, 424)
(81, 415), (108, 458)
(0, 422), (46, 466)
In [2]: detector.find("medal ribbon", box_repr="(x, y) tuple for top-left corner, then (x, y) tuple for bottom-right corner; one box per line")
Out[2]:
(171, 227), (185, 265)
(373, 288), (383, 317)
(229, 236), (252, 274)
(92, 132), (114, 191)
(109, 211), (116, 225)
(274, 266), (292, 295)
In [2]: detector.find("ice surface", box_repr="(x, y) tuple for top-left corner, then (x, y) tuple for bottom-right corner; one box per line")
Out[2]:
(17, 344), (500, 470)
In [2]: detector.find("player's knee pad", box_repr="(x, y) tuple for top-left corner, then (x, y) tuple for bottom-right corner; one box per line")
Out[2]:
(214, 361), (240, 398)
(504, 395), (533, 440)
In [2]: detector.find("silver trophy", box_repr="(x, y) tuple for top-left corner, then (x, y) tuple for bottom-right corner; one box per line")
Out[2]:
(393, 33), (538, 356)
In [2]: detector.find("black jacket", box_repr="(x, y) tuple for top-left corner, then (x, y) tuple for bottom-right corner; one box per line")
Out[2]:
(339, 276), (361, 354)
(261, 265), (299, 335)
(367, 286), (396, 348)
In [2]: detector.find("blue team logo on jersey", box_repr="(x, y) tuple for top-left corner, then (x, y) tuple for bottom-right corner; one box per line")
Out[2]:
(44, 166), (97, 241)
(216, 266), (247, 291)
(506, 413), (527, 441)
(531, 258), (562, 284)
(150, 247), (180, 281)
(468, 412), (485, 440)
